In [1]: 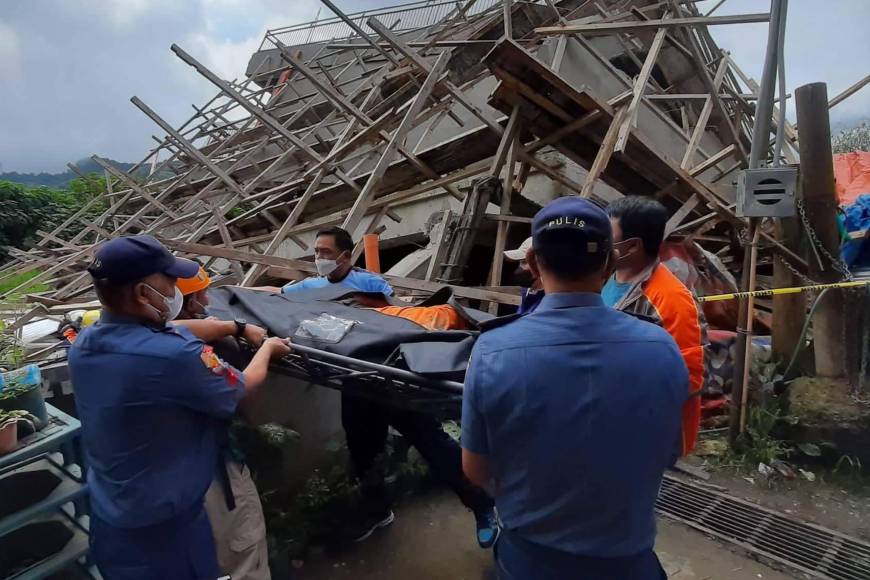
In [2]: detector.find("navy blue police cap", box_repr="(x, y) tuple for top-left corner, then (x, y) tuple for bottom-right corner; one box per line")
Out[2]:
(88, 235), (199, 284)
(532, 196), (612, 255)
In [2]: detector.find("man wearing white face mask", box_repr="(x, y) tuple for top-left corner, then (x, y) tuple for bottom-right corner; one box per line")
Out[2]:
(604, 196), (707, 458)
(280, 226), (394, 295)
(69, 235), (291, 580)
(281, 227), (498, 547)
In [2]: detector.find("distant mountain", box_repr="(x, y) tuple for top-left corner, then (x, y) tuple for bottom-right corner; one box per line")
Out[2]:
(0, 158), (136, 188)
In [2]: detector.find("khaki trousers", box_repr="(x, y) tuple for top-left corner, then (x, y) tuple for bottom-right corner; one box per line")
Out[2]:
(205, 461), (272, 580)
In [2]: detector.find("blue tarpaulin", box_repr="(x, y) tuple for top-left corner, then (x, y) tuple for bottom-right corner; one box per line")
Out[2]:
(841, 194), (870, 268)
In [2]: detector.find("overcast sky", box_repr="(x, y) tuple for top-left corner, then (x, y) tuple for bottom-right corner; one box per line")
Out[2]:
(1, 0), (868, 173)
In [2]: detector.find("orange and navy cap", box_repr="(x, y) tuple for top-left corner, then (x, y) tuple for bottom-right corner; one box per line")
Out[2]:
(176, 266), (211, 296)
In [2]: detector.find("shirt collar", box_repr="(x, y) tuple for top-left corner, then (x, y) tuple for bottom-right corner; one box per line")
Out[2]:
(100, 311), (164, 328)
(616, 259), (660, 286)
(537, 292), (604, 311)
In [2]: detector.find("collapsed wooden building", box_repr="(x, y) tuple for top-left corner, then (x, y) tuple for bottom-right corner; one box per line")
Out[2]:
(2, 0), (864, 369)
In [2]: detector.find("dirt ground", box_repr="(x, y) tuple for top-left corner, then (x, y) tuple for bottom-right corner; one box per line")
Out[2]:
(285, 489), (794, 580)
(702, 466), (870, 542)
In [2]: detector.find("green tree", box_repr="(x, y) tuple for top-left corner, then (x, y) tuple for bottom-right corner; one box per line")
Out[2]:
(0, 180), (106, 264)
(68, 174), (108, 199)
(832, 122), (870, 154)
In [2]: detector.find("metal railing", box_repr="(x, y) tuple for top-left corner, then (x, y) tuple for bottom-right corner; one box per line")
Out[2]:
(259, 0), (503, 50)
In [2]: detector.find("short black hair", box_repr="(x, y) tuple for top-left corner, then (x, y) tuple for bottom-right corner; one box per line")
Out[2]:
(92, 278), (135, 310)
(607, 196), (668, 258)
(315, 226), (354, 253)
(534, 229), (609, 281)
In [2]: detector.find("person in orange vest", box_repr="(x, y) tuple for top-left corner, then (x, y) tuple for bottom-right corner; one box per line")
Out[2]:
(176, 264), (213, 320)
(175, 265), (273, 580)
(603, 196), (707, 457)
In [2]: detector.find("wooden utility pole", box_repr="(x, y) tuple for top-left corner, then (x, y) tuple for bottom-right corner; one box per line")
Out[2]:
(794, 82), (845, 378)
(771, 218), (806, 361)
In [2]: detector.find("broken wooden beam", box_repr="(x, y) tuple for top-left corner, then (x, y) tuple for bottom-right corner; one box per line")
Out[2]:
(534, 13), (770, 36)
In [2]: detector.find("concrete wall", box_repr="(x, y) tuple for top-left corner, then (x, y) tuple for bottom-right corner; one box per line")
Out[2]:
(246, 375), (345, 486)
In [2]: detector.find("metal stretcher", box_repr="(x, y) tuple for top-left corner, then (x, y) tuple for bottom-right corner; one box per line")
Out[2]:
(242, 340), (464, 417)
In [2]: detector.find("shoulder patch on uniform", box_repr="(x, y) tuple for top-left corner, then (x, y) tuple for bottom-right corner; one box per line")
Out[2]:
(200, 345), (241, 386)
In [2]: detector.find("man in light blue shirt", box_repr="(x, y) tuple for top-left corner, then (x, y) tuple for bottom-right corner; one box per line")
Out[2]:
(462, 197), (687, 579)
(280, 226), (497, 547)
(281, 226), (393, 296)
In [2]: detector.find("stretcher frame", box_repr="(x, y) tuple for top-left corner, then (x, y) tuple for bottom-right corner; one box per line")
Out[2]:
(244, 341), (464, 416)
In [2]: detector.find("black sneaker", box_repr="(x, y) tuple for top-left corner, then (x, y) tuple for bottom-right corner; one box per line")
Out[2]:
(350, 509), (396, 543)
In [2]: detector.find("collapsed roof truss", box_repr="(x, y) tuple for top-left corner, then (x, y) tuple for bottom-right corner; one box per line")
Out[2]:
(9, 0), (864, 325)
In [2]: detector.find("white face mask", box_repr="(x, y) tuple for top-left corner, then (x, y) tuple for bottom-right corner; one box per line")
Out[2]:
(315, 258), (339, 277)
(144, 284), (184, 322)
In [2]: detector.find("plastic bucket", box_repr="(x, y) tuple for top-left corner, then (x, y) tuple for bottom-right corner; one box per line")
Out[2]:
(0, 364), (42, 391)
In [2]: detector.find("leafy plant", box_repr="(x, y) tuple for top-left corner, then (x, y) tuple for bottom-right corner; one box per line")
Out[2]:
(0, 409), (34, 431)
(255, 423), (301, 446)
(738, 407), (792, 466)
(226, 202), (256, 220)
(442, 420), (461, 442)
(0, 323), (26, 369)
(705, 407), (793, 472)
(0, 383), (39, 402)
(834, 454), (863, 475)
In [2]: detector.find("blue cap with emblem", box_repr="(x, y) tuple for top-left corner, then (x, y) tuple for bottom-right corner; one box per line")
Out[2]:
(88, 235), (199, 284)
(532, 196), (612, 255)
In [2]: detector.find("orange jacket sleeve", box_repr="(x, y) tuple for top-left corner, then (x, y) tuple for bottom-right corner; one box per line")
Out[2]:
(645, 265), (706, 456)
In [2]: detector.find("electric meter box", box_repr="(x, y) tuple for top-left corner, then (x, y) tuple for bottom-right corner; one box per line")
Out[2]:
(736, 166), (797, 218)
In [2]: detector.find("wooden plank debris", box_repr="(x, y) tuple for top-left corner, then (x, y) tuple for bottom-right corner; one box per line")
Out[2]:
(534, 13), (770, 36)
(0, 0), (811, 370)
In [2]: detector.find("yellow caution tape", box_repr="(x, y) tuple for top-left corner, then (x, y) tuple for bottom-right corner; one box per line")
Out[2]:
(697, 280), (870, 303)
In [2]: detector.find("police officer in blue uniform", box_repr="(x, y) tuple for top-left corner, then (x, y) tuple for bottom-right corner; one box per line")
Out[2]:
(461, 198), (687, 579)
(69, 235), (290, 580)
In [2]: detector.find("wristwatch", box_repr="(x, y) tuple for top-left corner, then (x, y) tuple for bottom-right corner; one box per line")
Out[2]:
(234, 319), (247, 338)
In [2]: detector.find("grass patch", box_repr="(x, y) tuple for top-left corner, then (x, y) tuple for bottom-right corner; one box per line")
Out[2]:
(0, 270), (48, 297)
(701, 406), (794, 474)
